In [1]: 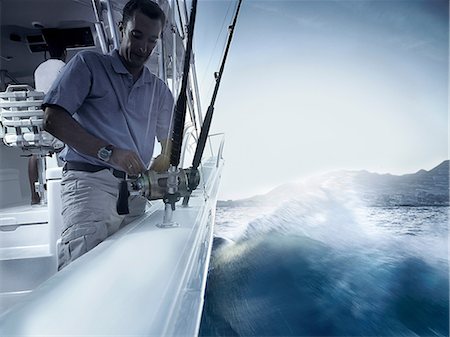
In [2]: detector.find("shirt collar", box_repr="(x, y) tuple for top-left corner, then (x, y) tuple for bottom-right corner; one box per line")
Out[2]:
(110, 49), (129, 75)
(110, 49), (153, 86)
(135, 66), (153, 86)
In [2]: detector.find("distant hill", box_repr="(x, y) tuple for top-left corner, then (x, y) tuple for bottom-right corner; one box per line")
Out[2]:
(218, 160), (449, 207)
(349, 160), (449, 206)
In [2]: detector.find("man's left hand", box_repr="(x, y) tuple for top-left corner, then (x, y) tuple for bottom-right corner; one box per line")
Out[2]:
(150, 154), (170, 172)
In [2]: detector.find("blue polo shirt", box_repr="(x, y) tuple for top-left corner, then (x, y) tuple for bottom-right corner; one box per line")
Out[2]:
(44, 49), (174, 169)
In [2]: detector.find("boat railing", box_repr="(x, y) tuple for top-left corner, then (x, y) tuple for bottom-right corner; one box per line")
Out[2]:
(207, 133), (225, 168)
(179, 124), (197, 167)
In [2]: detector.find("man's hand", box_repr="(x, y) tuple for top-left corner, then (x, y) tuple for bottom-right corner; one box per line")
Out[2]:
(44, 106), (146, 175)
(150, 138), (171, 173)
(150, 154), (170, 173)
(109, 148), (146, 175)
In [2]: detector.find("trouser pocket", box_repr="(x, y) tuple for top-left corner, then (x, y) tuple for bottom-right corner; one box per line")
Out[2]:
(57, 235), (87, 270)
(57, 225), (96, 270)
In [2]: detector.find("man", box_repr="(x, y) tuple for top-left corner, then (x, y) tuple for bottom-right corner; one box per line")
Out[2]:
(30, 32), (66, 205)
(43, 0), (174, 270)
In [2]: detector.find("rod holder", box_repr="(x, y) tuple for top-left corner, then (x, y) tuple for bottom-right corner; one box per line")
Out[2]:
(157, 165), (181, 228)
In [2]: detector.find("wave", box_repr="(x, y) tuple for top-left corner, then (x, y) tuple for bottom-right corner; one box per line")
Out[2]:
(200, 186), (448, 336)
(201, 233), (448, 336)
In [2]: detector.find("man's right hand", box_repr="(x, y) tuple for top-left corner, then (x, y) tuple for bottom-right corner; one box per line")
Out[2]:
(44, 106), (146, 176)
(109, 148), (146, 175)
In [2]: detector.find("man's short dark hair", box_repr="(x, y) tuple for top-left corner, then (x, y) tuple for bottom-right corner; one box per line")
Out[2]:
(122, 0), (166, 28)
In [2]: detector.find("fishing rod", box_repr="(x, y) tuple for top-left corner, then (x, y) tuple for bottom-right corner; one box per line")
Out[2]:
(194, 0), (242, 169)
(156, 0), (199, 227)
(116, 0), (243, 222)
(170, 0), (197, 168)
(183, 0), (243, 204)
(117, 0), (198, 218)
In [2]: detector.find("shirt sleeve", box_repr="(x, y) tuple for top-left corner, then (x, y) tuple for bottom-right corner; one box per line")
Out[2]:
(43, 53), (92, 115)
(156, 86), (175, 142)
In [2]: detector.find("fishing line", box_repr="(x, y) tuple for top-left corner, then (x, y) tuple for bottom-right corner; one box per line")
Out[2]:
(199, 0), (234, 89)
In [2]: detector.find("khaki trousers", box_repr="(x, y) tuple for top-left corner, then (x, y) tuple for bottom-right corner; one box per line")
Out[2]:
(57, 169), (146, 270)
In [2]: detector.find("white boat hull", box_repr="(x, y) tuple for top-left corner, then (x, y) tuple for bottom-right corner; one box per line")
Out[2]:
(0, 157), (223, 336)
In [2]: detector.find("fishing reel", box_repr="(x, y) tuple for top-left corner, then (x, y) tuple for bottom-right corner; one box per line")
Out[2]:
(116, 167), (200, 216)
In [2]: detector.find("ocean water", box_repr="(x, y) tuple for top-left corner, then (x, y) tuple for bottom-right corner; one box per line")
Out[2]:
(199, 188), (448, 336)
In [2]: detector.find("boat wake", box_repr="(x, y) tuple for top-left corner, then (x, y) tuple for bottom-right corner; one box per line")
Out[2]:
(200, 184), (448, 336)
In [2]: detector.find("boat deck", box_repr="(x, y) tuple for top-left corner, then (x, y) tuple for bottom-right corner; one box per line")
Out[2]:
(0, 157), (222, 336)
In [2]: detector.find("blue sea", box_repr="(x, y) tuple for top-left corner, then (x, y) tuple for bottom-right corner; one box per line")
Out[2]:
(199, 189), (449, 336)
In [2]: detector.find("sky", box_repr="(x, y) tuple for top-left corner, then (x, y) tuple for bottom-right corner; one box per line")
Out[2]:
(193, 0), (449, 200)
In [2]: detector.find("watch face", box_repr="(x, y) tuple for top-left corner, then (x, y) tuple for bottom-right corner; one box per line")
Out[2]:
(98, 147), (112, 161)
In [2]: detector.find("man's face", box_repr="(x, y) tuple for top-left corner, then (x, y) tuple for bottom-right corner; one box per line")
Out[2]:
(119, 10), (162, 71)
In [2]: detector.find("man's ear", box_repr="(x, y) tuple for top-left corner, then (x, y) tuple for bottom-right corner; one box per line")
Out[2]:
(118, 21), (124, 34)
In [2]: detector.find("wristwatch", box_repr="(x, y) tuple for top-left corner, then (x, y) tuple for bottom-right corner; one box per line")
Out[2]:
(97, 144), (114, 162)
